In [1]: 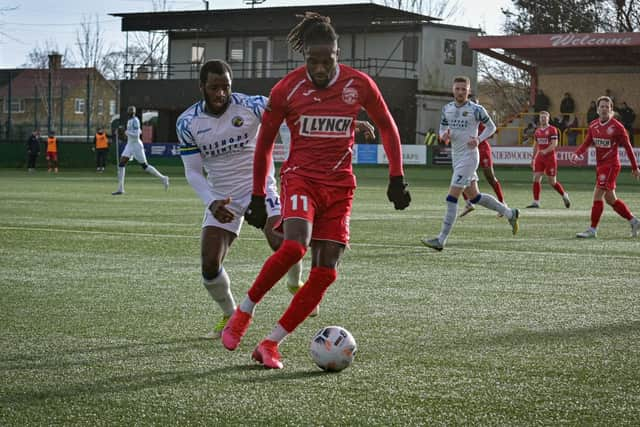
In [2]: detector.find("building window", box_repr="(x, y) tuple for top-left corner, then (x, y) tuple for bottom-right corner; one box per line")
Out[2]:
(444, 39), (457, 65)
(5, 98), (25, 113)
(75, 98), (85, 114)
(109, 100), (116, 116)
(402, 35), (419, 63)
(192, 43), (205, 64)
(97, 99), (104, 115)
(272, 38), (289, 62)
(229, 40), (244, 62)
(461, 41), (473, 67)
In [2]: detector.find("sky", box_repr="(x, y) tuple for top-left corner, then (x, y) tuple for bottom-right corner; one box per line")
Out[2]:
(0, 0), (511, 68)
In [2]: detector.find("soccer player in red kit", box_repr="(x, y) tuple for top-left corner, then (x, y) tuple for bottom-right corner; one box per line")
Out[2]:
(571, 96), (640, 238)
(221, 12), (411, 368)
(526, 111), (571, 209)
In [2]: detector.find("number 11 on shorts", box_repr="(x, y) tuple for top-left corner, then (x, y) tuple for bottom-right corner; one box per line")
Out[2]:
(290, 194), (308, 211)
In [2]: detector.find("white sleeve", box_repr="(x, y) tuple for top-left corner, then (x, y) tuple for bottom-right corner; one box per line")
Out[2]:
(181, 154), (215, 207)
(126, 118), (141, 139)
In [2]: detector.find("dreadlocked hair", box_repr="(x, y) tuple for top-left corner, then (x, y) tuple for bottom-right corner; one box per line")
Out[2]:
(287, 12), (337, 53)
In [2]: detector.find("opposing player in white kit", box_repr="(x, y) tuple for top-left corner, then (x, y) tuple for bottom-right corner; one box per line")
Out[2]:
(112, 105), (170, 195)
(422, 76), (520, 251)
(176, 60), (309, 339)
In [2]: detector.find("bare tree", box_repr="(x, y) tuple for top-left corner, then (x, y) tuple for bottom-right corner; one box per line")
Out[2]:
(383, 0), (462, 20)
(23, 42), (74, 68)
(478, 55), (530, 125)
(75, 14), (106, 69)
(125, 0), (170, 78)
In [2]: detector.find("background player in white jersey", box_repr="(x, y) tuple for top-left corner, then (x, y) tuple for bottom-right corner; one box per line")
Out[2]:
(112, 105), (169, 195)
(176, 60), (308, 339)
(422, 76), (519, 251)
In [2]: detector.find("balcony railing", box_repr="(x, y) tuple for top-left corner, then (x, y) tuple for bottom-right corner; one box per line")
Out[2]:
(124, 58), (418, 80)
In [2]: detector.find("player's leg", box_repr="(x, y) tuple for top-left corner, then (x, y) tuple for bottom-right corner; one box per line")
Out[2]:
(528, 172), (543, 208)
(605, 189), (639, 236)
(459, 191), (475, 218)
(466, 180), (519, 234)
(482, 166), (505, 204)
(46, 153), (52, 172)
(547, 173), (571, 208)
(254, 240), (344, 369)
(113, 151), (130, 195)
(200, 225), (237, 339)
(134, 145), (170, 190)
(577, 186), (606, 238)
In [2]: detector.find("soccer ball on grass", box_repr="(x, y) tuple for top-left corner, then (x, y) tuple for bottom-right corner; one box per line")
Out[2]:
(309, 326), (357, 372)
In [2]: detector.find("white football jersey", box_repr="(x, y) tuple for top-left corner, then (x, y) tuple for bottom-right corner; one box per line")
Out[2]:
(440, 100), (494, 163)
(177, 93), (276, 197)
(126, 116), (143, 144)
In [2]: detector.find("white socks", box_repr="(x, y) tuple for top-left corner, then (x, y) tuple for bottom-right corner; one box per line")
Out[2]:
(145, 164), (164, 179)
(202, 267), (236, 317)
(116, 166), (125, 192)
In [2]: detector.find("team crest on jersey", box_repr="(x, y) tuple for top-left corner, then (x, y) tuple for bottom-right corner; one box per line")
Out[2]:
(299, 115), (353, 138)
(342, 87), (358, 105)
(231, 116), (244, 127)
(599, 173), (607, 182)
(607, 126), (615, 135)
(462, 111), (469, 117)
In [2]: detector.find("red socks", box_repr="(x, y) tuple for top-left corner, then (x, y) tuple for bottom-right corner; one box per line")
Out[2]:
(491, 180), (505, 203)
(591, 200), (604, 228)
(612, 199), (633, 220)
(533, 181), (541, 201)
(278, 267), (337, 333)
(553, 182), (566, 196)
(247, 240), (307, 304)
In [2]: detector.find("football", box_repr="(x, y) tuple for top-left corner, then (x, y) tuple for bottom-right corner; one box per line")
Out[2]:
(309, 326), (357, 372)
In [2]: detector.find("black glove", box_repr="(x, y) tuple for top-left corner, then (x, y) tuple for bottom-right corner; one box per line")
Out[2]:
(244, 195), (267, 229)
(387, 175), (411, 210)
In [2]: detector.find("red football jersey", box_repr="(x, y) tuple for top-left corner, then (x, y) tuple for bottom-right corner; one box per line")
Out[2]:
(253, 64), (403, 194)
(533, 126), (558, 156)
(576, 117), (637, 169)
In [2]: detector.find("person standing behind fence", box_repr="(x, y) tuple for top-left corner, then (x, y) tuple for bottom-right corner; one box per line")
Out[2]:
(46, 130), (59, 174)
(112, 105), (170, 195)
(26, 129), (41, 173)
(94, 127), (109, 173)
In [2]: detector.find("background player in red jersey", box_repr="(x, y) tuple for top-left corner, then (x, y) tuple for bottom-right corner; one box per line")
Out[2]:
(571, 96), (640, 238)
(222, 12), (410, 368)
(459, 99), (507, 218)
(526, 111), (571, 209)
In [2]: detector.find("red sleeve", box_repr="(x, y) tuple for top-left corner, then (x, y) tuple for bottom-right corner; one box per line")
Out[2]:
(253, 85), (286, 196)
(575, 127), (593, 156)
(619, 125), (639, 170)
(361, 76), (404, 177)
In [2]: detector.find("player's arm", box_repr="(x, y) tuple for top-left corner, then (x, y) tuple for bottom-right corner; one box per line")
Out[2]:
(362, 76), (410, 210)
(245, 91), (285, 229)
(438, 109), (450, 144)
(571, 127), (592, 163)
(476, 107), (496, 143)
(618, 127), (640, 177)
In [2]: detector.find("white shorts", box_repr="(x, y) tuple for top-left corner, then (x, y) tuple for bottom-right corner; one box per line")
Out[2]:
(121, 142), (148, 165)
(450, 155), (479, 188)
(202, 185), (281, 236)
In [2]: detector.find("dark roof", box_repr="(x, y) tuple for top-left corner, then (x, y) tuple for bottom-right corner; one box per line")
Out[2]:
(110, 3), (438, 35)
(469, 32), (640, 69)
(0, 68), (113, 98)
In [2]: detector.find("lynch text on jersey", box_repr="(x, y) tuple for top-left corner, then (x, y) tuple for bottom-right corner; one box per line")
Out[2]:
(299, 115), (353, 138)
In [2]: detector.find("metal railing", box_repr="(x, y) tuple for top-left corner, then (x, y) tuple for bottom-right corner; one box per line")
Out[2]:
(124, 58), (418, 80)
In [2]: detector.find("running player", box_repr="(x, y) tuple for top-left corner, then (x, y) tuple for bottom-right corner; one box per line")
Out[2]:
(571, 96), (640, 238)
(221, 12), (410, 368)
(176, 60), (308, 339)
(422, 76), (519, 251)
(525, 111), (571, 209)
(112, 105), (169, 195)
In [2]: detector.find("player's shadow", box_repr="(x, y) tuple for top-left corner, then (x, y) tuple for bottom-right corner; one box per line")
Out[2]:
(236, 365), (329, 382)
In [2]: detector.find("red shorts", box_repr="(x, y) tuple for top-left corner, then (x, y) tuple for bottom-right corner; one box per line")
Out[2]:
(478, 142), (493, 169)
(46, 152), (58, 161)
(596, 163), (621, 190)
(279, 174), (354, 244)
(533, 153), (557, 176)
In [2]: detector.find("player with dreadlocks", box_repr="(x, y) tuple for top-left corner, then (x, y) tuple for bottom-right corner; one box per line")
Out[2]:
(222, 12), (411, 368)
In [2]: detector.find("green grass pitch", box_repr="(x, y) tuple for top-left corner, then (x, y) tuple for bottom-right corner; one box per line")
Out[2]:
(1, 165), (639, 425)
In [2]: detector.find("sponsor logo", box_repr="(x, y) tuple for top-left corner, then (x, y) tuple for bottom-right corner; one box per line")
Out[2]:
(299, 116), (353, 138)
(196, 127), (212, 135)
(550, 34), (632, 47)
(342, 87), (358, 105)
(303, 89), (316, 96)
(232, 116), (244, 127)
(593, 137), (611, 148)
